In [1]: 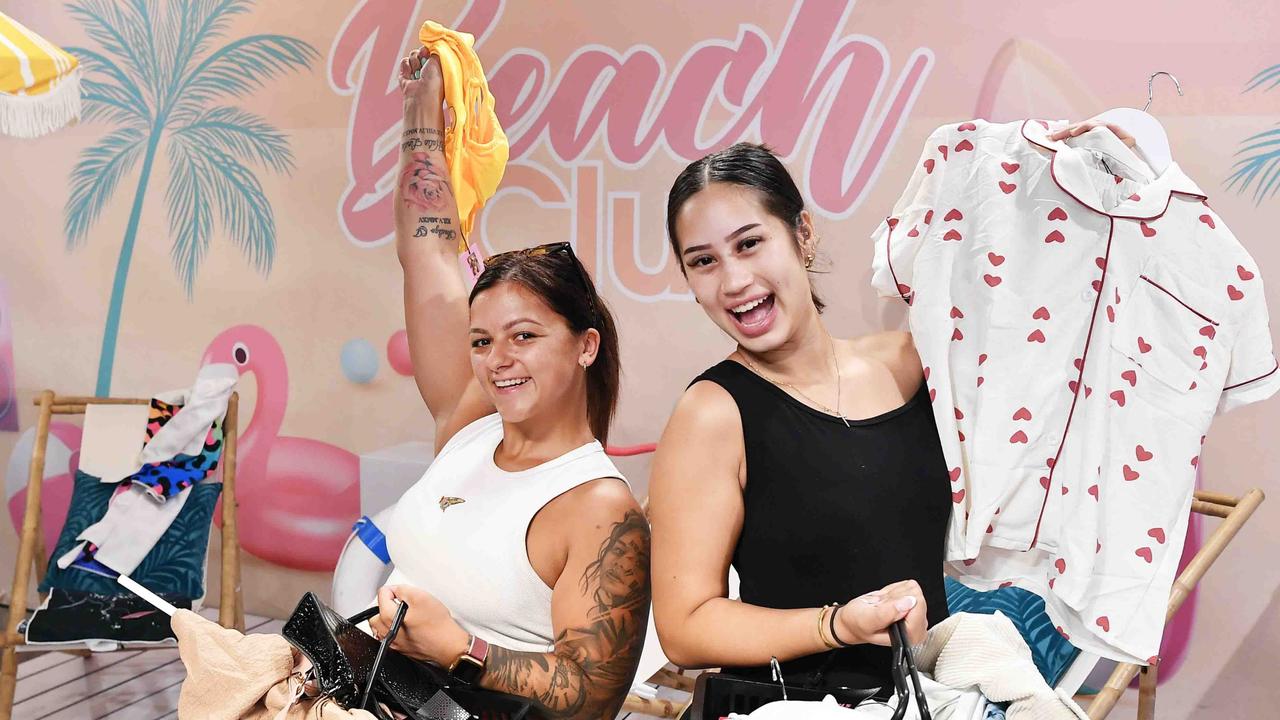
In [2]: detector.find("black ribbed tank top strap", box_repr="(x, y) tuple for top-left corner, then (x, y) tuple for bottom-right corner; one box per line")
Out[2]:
(690, 359), (951, 693)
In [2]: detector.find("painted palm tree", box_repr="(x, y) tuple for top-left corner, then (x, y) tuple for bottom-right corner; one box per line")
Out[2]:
(63, 0), (316, 394)
(1227, 64), (1280, 205)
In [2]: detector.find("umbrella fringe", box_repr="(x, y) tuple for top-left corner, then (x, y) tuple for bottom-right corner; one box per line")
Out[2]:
(0, 65), (81, 138)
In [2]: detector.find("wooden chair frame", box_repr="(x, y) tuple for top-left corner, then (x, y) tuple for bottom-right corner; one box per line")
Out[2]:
(0, 390), (246, 720)
(626, 488), (1264, 719)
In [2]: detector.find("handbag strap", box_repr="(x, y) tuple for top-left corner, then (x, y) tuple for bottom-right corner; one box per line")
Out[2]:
(358, 598), (409, 711)
(888, 620), (931, 720)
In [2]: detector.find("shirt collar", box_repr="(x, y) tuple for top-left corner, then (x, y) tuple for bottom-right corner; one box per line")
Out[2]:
(1020, 119), (1206, 220)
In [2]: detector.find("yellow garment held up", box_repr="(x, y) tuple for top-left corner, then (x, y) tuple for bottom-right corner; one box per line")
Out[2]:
(418, 20), (509, 249)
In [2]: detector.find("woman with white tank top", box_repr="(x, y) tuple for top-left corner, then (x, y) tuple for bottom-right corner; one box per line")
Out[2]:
(365, 48), (649, 720)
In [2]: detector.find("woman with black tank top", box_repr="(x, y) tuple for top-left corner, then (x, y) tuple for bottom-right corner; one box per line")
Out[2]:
(649, 143), (952, 699)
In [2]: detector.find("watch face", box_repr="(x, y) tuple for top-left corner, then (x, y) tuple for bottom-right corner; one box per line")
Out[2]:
(452, 654), (484, 684)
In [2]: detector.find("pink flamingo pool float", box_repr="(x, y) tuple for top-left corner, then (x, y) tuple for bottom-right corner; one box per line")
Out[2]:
(202, 325), (360, 572)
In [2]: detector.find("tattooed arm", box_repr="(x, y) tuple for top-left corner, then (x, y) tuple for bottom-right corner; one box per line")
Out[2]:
(395, 48), (494, 451)
(480, 482), (651, 720)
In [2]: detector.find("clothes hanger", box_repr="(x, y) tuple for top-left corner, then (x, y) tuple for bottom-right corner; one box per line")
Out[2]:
(1091, 71), (1184, 175)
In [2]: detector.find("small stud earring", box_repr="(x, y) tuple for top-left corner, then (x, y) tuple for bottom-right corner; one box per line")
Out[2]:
(804, 253), (815, 268)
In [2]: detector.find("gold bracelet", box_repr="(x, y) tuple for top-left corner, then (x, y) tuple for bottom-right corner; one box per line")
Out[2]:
(816, 605), (838, 649)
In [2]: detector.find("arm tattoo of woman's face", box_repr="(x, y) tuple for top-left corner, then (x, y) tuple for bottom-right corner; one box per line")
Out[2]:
(481, 509), (652, 719)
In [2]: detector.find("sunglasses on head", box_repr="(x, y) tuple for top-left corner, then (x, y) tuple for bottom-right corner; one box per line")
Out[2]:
(484, 242), (598, 317)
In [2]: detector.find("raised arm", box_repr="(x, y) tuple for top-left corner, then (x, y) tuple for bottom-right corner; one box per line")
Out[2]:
(395, 48), (493, 450)
(648, 381), (928, 669)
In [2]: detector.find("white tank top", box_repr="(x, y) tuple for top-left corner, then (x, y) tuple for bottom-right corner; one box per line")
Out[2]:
(384, 414), (627, 653)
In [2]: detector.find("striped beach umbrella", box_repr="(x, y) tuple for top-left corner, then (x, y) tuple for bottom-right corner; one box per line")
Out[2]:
(0, 10), (80, 138)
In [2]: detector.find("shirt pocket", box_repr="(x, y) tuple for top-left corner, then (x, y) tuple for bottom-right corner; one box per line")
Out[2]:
(1110, 257), (1225, 395)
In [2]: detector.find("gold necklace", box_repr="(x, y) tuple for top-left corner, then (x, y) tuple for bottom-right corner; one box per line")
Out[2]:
(740, 334), (850, 427)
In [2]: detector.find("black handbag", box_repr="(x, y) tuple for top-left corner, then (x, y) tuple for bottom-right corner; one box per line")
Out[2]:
(689, 620), (932, 720)
(282, 592), (537, 720)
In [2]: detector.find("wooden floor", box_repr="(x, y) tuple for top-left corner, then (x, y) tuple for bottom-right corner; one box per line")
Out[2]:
(8, 610), (676, 720)
(10, 611), (282, 720)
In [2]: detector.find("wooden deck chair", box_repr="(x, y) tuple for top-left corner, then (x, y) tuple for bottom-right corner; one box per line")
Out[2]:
(1072, 487), (1265, 720)
(0, 390), (246, 720)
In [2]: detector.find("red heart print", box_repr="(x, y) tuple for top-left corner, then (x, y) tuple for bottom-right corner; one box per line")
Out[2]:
(1106, 305), (1116, 323)
(1033, 306), (1050, 320)
(1088, 484), (1099, 500)
(958, 121), (977, 131)
(1115, 287), (1121, 304)
(1054, 558), (1066, 574)
(930, 388), (937, 402)
(1092, 279), (1102, 293)
(1123, 464), (1140, 481)
(1002, 162), (1020, 174)
(1010, 430), (1029, 444)
(958, 430), (966, 441)
(952, 328), (964, 341)
(1199, 214), (1216, 229)
(944, 208), (963, 222)
(1128, 193), (1142, 201)
(1121, 370), (1137, 387)
(984, 274), (1002, 287)
(1137, 337), (1152, 353)
(952, 489), (966, 503)
(1068, 380), (1079, 393)
(986, 524), (994, 534)
(1036, 119), (1049, 129)
(938, 145), (949, 160)
(897, 283), (912, 297)
(1096, 616), (1111, 632)
(1084, 386), (1092, 397)
(1110, 390), (1126, 406)
(923, 159), (935, 174)
(978, 353), (988, 365)
(1189, 381), (1198, 390)
(1057, 626), (1070, 640)
(923, 367), (930, 380)
(950, 306), (964, 319)
(1193, 346), (1207, 359)
(1097, 540), (1102, 553)
(999, 181), (1017, 194)
(1113, 175), (1124, 184)
(1048, 578), (1056, 589)
(963, 558), (976, 566)
(1073, 358), (1083, 370)
(886, 217), (899, 229)
(976, 376), (984, 387)
(1191, 455), (1199, 467)
(1046, 457), (1055, 469)
(1238, 265), (1255, 281)
(999, 581), (1013, 588)
(954, 407), (964, 420)
(1136, 445), (1153, 461)
(949, 467), (961, 482)
(1027, 329), (1046, 343)
(1048, 207), (1068, 221)
(924, 210), (934, 224)
(1039, 476), (1050, 489)
(1200, 360), (1208, 371)
(1148, 528), (1166, 544)
(1140, 221), (1157, 237)
(907, 226), (920, 237)
(988, 252), (1005, 266)
(1044, 230), (1065, 243)
(1136, 547), (1153, 563)
(1061, 485), (1069, 495)
(1013, 407), (1032, 421)
(944, 229), (963, 242)
(1200, 325), (1216, 339)
(955, 139), (974, 152)
(1095, 257), (1107, 271)
(1227, 285), (1244, 301)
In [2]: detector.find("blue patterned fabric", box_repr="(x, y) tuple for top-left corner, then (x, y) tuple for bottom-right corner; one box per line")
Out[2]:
(40, 470), (222, 599)
(945, 576), (1080, 686)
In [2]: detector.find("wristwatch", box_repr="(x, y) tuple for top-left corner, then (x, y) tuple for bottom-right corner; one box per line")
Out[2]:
(448, 633), (489, 685)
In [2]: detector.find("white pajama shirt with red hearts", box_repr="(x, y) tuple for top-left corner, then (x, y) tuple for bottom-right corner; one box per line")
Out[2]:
(870, 119), (1280, 663)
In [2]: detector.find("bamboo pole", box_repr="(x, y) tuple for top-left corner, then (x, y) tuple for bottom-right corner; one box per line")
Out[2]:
(620, 694), (689, 718)
(219, 393), (244, 631)
(650, 667), (696, 693)
(1136, 665), (1157, 720)
(36, 396), (150, 406)
(0, 391), (55, 719)
(1193, 490), (1239, 507)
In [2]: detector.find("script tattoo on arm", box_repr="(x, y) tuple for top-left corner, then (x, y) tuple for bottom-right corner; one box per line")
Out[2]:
(479, 510), (651, 719)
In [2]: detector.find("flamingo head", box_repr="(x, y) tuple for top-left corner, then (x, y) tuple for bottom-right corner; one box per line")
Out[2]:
(201, 324), (288, 387)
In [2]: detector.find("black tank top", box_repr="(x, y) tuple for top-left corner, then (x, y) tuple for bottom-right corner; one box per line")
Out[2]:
(693, 359), (951, 693)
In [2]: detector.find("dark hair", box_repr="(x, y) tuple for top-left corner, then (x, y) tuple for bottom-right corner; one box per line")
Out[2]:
(666, 142), (824, 312)
(468, 250), (621, 445)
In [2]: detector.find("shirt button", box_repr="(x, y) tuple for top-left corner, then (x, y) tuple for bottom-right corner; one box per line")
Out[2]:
(1080, 289), (1093, 302)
